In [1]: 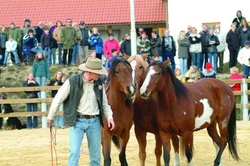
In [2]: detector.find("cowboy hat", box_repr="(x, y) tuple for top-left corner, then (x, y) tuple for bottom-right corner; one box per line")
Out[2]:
(78, 57), (106, 75)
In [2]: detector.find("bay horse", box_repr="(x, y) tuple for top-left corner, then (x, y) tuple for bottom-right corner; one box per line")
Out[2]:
(102, 58), (135, 166)
(127, 55), (180, 166)
(139, 61), (240, 166)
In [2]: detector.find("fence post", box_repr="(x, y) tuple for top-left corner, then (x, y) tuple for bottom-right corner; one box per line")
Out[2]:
(41, 90), (48, 128)
(242, 79), (249, 121)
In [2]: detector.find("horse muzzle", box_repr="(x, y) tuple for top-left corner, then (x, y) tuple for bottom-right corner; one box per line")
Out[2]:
(126, 84), (136, 100)
(140, 88), (149, 99)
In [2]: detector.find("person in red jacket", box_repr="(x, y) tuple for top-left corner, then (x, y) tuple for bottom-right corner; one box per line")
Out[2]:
(103, 33), (120, 60)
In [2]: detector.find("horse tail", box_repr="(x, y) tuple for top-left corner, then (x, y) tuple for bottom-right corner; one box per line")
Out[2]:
(112, 135), (120, 149)
(227, 104), (240, 161)
(179, 136), (185, 157)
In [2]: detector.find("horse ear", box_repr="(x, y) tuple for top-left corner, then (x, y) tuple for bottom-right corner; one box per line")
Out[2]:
(123, 54), (130, 60)
(142, 54), (148, 61)
(162, 58), (170, 67)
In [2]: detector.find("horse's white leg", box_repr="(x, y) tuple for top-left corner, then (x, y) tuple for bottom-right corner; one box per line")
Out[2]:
(186, 160), (193, 166)
(174, 152), (180, 166)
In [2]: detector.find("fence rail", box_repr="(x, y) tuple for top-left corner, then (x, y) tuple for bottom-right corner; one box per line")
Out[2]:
(0, 80), (249, 129)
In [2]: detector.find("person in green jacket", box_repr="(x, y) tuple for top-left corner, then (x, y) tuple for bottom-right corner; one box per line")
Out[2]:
(60, 18), (77, 67)
(7, 22), (23, 62)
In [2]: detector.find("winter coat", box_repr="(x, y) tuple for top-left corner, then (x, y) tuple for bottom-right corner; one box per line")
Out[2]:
(206, 35), (220, 53)
(103, 39), (120, 59)
(32, 59), (50, 79)
(0, 31), (7, 48)
(226, 30), (240, 51)
(79, 28), (90, 46)
(150, 37), (162, 57)
(161, 35), (176, 56)
(35, 26), (44, 44)
(60, 26), (77, 49)
(121, 39), (131, 56)
(49, 78), (64, 97)
(237, 47), (250, 67)
(22, 34), (38, 55)
(41, 33), (53, 48)
(137, 38), (150, 54)
(237, 27), (250, 48)
(199, 30), (209, 53)
(19, 26), (36, 37)
(7, 28), (22, 46)
(177, 37), (190, 59)
(229, 73), (244, 91)
(189, 34), (202, 53)
(53, 27), (62, 44)
(214, 30), (226, 52)
(89, 34), (104, 54)
(23, 80), (40, 98)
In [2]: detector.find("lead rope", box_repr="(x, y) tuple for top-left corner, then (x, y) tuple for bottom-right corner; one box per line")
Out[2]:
(50, 125), (58, 166)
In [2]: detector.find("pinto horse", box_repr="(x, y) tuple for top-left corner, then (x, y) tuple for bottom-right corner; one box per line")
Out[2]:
(139, 61), (239, 166)
(128, 55), (180, 166)
(102, 58), (135, 166)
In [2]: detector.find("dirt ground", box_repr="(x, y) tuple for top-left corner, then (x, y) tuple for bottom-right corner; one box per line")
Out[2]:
(0, 121), (249, 166)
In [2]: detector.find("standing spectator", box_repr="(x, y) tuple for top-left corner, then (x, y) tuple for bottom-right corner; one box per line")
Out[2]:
(20, 19), (36, 37)
(226, 24), (240, 68)
(103, 33), (120, 60)
(237, 41), (250, 78)
(72, 22), (82, 66)
(53, 21), (63, 65)
(214, 24), (226, 73)
(60, 18), (77, 67)
(22, 29), (40, 64)
(177, 30), (190, 75)
(186, 25), (192, 69)
(0, 25), (7, 66)
(40, 26), (53, 67)
(232, 10), (246, 29)
(49, 70), (65, 128)
(3, 35), (20, 66)
(185, 25), (192, 37)
(162, 29), (176, 70)
(32, 52), (50, 90)
(121, 33), (131, 56)
(237, 18), (250, 49)
(137, 26), (144, 38)
(150, 31), (162, 61)
(89, 27), (104, 60)
(189, 27), (202, 71)
(23, 73), (39, 129)
(199, 24), (209, 69)
(7, 22), (23, 63)
(137, 31), (150, 58)
(79, 21), (91, 64)
(47, 57), (115, 165)
(206, 29), (220, 72)
(49, 23), (58, 65)
(35, 21), (45, 49)
(201, 62), (216, 79)
(228, 66), (244, 120)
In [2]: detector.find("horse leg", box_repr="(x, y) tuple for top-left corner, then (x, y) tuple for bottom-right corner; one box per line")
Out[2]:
(171, 134), (180, 166)
(135, 128), (147, 166)
(102, 131), (112, 166)
(183, 131), (194, 166)
(155, 134), (162, 166)
(159, 131), (172, 166)
(119, 132), (130, 166)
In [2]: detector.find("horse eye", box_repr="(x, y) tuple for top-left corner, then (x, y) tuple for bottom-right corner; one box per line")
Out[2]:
(115, 70), (119, 74)
(157, 72), (161, 76)
(139, 66), (143, 69)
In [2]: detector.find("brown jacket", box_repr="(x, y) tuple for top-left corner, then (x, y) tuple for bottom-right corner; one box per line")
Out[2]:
(53, 27), (62, 44)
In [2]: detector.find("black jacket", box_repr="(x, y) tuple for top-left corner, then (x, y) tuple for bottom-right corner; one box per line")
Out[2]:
(206, 35), (220, 53)
(150, 37), (162, 57)
(49, 79), (64, 97)
(226, 30), (240, 51)
(199, 30), (209, 52)
(161, 35), (176, 56)
(121, 39), (131, 56)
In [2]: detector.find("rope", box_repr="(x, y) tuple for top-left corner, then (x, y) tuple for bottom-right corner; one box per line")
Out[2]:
(50, 125), (58, 166)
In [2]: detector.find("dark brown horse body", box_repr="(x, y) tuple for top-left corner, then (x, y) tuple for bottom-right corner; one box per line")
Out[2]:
(128, 55), (180, 166)
(140, 61), (239, 166)
(102, 58), (135, 166)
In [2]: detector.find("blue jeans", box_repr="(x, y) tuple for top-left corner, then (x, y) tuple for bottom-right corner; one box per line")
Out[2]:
(68, 117), (101, 166)
(4, 50), (19, 65)
(243, 64), (250, 78)
(190, 52), (202, 71)
(57, 43), (63, 64)
(43, 47), (51, 66)
(72, 43), (79, 65)
(27, 103), (38, 128)
(163, 50), (175, 70)
(51, 48), (57, 65)
(179, 58), (187, 75)
(54, 104), (64, 127)
(208, 52), (218, 72)
(35, 77), (46, 98)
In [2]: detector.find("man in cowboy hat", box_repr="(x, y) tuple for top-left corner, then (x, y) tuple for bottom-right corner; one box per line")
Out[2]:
(47, 57), (115, 165)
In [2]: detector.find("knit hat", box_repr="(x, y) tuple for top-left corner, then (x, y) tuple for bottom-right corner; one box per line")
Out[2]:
(244, 40), (250, 45)
(205, 62), (213, 70)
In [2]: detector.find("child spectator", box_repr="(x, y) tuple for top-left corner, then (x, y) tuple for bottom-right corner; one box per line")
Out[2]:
(105, 49), (119, 72)
(32, 52), (50, 97)
(49, 70), (65, 128)
(201, 62), (216, 78)
(41, 26), (53, 67)
(175, 68), (186, 83)
(23, 73), (39, 128)
(185, 65), (200, 83)
(3, 35), (20, 66)
(237, 40), (250, 78)
(228, 66), (244, 119)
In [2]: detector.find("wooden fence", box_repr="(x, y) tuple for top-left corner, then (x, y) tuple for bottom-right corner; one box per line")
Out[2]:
(0, 79), (249, 128)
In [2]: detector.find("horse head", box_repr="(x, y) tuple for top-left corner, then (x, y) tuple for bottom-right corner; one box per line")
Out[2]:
(140, 60), (169, 99)
(107, 58), (136, 100)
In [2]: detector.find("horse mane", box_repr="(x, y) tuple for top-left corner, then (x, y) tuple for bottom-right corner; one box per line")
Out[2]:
(149, 61), (189, 98)
(127, 55), (148, 70)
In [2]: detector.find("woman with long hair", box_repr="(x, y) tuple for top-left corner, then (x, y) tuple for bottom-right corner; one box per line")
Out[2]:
(177, 30), (190, 74)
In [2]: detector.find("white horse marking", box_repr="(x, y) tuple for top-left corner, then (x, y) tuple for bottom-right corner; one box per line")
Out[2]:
(194, 98), (213, 130)
(174, 152), (180, 166)
(130, 60), (136, 85)
(140, 66), (156, 95)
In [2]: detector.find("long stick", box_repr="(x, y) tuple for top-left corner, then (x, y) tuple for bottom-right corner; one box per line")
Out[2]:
(50, 125), (54, 166)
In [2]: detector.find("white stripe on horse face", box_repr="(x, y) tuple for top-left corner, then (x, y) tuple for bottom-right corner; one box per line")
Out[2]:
(140, 66), (156, 95)
(130, 60), (136, 84)
(194, 98), (214, 130)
